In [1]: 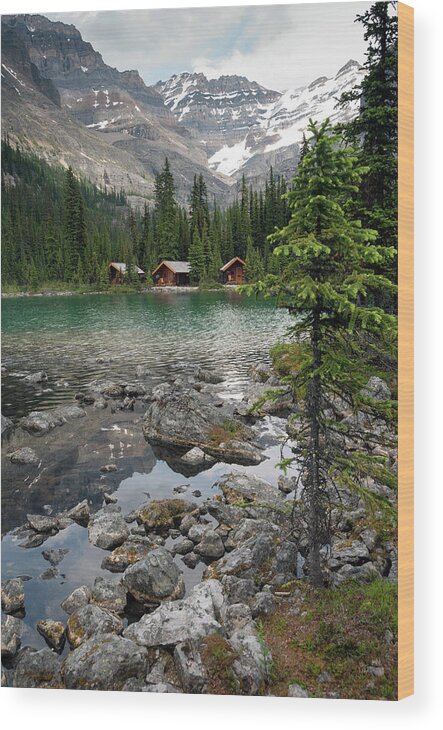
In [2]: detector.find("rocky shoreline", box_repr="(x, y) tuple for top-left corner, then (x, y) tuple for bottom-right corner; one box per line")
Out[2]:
(1, 358), (398, 697)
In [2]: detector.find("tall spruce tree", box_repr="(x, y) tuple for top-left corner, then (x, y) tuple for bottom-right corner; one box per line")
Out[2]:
(154, 158), (179, 260)
(63, 167), (86, 277)
(248, 120), (397, 586)
(189, 228), (205, 284)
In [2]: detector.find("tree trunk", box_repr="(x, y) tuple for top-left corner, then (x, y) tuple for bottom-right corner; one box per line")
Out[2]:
(307, 306), (324, 587)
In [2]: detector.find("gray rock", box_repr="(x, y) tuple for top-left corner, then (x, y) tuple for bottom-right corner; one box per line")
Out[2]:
(103, 491), (118, 504)
(40, 566), (58, 580)
(13, 648), (62, 688)
(99, 382), (126, 399)
(332, 562), (381, 585)
(172, 537), (195, 556)
(61, 585), (91, 614)
(1, 413), (14, 440)
(66, 604), (123, 648)
(26, 513), (58, 533)
(251, 591), (273, 618)
(122, 547), (185, 606)
(195, 529), (225, 560)
(230, 627), (269, 695)
(100, 463), (118, 473)
(144, 682), (181, 693)
(66, 499), (90, 524)
(219, 471), (284, 507)
(194, 366), (224, 384)
(288, 682), (310, 698)
(1, 577), (25, 614)
(42, 548), (68, 566)
(248, 363), (272, 383)
(18, 531), (47, 548)
(182, 552), (199, 568)
(93, 397), (108, 409)
(101, 537), (153, 573)
(63, 635), (148, 691)
(225, 603), (254, 635)
(89, 507), (129, 550)
(179, 513), (198, 535)
(188, 523), (210, 544)
(362, 376), (391, 401)
(20, 405), (85, 435)
(174, 640), (207, 693)
(221, 576), (258, 606)
(36, 619), (66, 652)
(9, 447), (39, 465)
(24, 371), (48, 384)
(318, 671), (333, 684)
(124, 580), (224, 648)
(278, 475), (296, 494)
(360, 528), (378, 552)
(328, 540), (370, 570)
(180, 447), (216, 467)
(90, 577), (127, 614)
(1, 615), (23, 659)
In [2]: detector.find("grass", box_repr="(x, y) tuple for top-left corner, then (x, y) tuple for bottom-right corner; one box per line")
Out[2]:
(200, 634), (240, 695)
(270, 342), (309, 377)
(208, 418), (245, 446)
(262, 578), (398, 700)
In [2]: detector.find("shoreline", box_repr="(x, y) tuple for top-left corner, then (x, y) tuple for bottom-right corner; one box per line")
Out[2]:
(1, 285), (238, 300)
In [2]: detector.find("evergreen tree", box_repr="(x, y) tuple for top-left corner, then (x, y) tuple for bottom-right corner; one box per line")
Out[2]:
(63, 167), (86, 275)
(154, 158), (179, 260)
(188, 228), (205, 285)
(251, 120), (397, 586)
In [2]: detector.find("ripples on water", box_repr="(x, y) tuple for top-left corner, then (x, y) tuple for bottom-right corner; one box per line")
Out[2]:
(1, 290), (293, 417)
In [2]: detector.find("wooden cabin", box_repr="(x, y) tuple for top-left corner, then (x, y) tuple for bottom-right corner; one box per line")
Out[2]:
(109, 262), (145, 285)
(220, 257), (246, 285)
(152, 260), (191, 286)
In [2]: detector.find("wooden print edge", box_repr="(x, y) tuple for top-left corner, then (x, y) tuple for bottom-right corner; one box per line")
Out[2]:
(397, 0), (414, 701)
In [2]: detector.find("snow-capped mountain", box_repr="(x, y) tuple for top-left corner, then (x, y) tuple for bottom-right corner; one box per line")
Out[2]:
(156, 60), (364, 183)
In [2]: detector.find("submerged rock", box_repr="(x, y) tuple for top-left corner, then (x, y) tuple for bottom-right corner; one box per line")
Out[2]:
(9, 447), (39, 465)
(122, 547), (185, 606)
(42, 548), (69, 566)
(88, 507), (129, 550)
(13, 648), (63, 688)
(63, 635), (148, 691)
(1, 577), (25, 614)
(19, 405), (86, 435)
(24, 371), (48, 384)
(66, 604), (123, 648)
(37, 619), (66, 653)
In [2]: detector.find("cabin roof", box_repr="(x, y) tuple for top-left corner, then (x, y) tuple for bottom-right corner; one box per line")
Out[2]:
(152, 260), (191, 275)
(110, 262), (145, 274)
(220, 256), (246, 272)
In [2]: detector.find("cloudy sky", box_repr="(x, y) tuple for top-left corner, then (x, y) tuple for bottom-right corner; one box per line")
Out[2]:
(47, 2), (372, 91)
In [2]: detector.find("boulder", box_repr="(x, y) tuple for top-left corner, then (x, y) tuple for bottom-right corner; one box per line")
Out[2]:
(278, 475), (296, 494)
(122, 548), (184, 606)
(36, 619), (66, 653)
(288, 682), (310, 698)
(66, 499), (90, 525)
(13, 648), (62, 689)
(219, 471), (285, 508)
(136, 499), (197, 533)
(90, 577), (127, 614)
(221, 576), (258, 606)
(1, 615), (23, 659)
(174, 640), (207, 693)
(19, 405), (86, 435)
(172, 537), (195, 556)
(1, 577), (25, 614)
(124, 580), (224, 648)
(26, 513), (58, 533)
(88, 507), (129, 550)
(194, 366), (224, 384)
(101, 537), (153, 573)
(66, 604), (123, 648)
(63, 635), (148, 691)
(182, 552), (199, 569)
(60, 585), (91, 614)
(251, 590), (273, 618)
(328, 540), (371, 570)
(9, 447), (39, 465)
(331, 562), (381, 586)
(362, 376), (391, 401)
(230, 627), (269, 695)
(194, 530), (225, 560)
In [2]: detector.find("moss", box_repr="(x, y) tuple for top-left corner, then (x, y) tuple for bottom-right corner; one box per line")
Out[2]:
(137, 499), (193, 530)
(208, 419), (245, 447)
(201, 634), (240, 695)
(270, 342), (309, 377)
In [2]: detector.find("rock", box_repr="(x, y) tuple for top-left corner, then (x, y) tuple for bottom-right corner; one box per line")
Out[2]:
(360, 528), (378, 551)
(124, 580), (224, 648)
(179, 513), (198, 535)
(90, 577), (127, 614)
(332, 562), (381, 585)
(100, 463), (118, 473)
(99, 382), (126, 399)
(144, 682), (181, 693)
(206, 502), (245, 528)
(367, 663), (385, 678)
(219, 471), (284, 507)
(221, 576), (257, 606)
(188, 523), (210, 544)
(125, 383), (146, 397)
(192, 489), (202, 498)
(251, 590), (273, 618)
(194, 530), (225, 560)
(26, 513), (58, 533)
(66, 499), (90, 524)
(93, 397), (108, 409)
(61, 585), (91, 614)
(362, 376), (391, 401)
(194, 366), (224, 384)
(122, 548), (184, 606)
(66, 604), (123, 648)
(89, 507), (129, 550)
(18, 531), (47, 549)
(288, 682), (310, 698)
(225, 603), (254, 635)
(36, 619), (66, 652)
(40, 566), (58, 580)
(1, 413), (14, 440)
(9, 447), (39, 465)
(278, 475), (296, 494)
(1, 577), (25, 614)
(20, 405), (86, 435)
(230, 628), (269, 695)
(248, 363), (272, 383)
(24, 370), (48, 384)
(182, 552), (199, 568)
(42, 548), (68, 566)
(318, 670), (333, 684)
(142, 380), (262, 464)
(172, 537), (195, 556)
(328, 540), (370, 570)
(180, 447), (216, 468)
(136, 499), (197, 533)
(173, 484), (188, 494)
(1, 615), (23, 659)
(101, 537), (153, 573)
(63, 635), (148, 691)
(103, 492), (118, 504)
(13, 648), (62, 689)
(174, 640), (207, 693)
